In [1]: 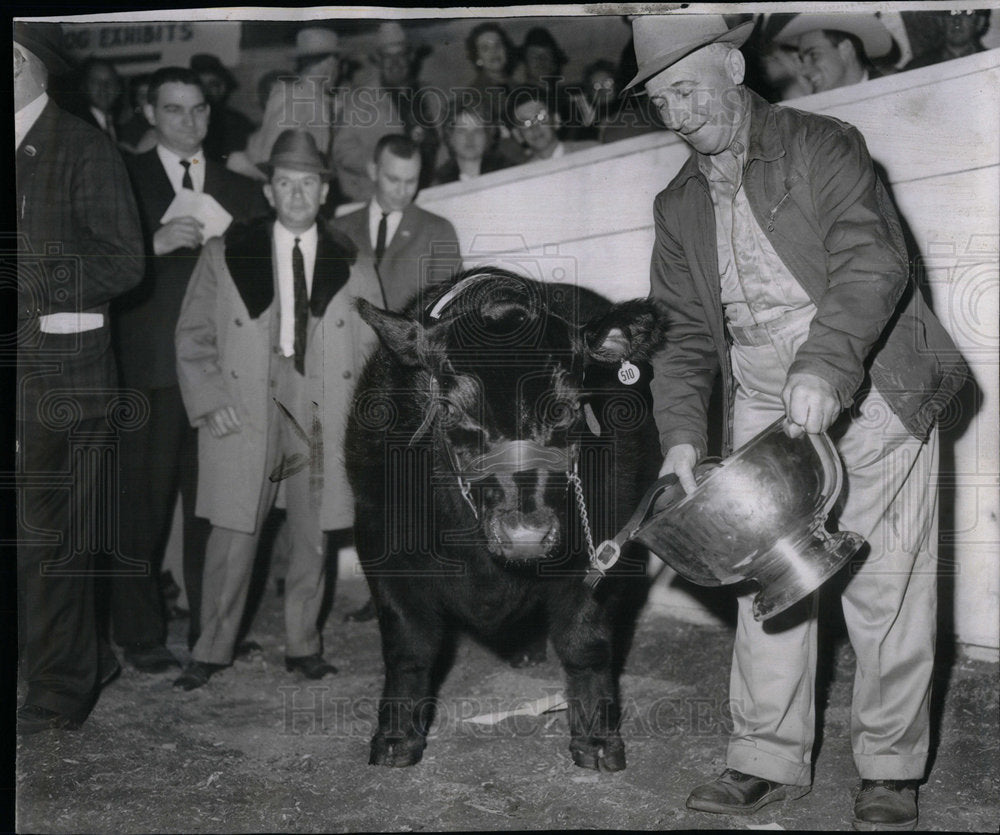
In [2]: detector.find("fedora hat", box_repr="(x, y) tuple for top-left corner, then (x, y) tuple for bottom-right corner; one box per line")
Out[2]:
(257, 130), (331, 180)
(623, 14), (754, 91)
(773, 13), (894, 59)
(13, 20), (74, 76)
(295, 27), (340, 58)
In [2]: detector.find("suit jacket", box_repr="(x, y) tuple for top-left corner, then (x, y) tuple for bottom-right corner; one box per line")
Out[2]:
(16, 99), (144, 423)
(115, 147), (267, 390)
(331, 203), (463, 312)
(175, 218), (384, 532)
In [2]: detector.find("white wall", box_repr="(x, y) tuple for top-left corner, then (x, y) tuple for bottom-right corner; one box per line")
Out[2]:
(415, 50), (1000, 655)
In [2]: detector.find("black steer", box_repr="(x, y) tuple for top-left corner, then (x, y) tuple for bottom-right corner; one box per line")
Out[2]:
(345, 269), (667, 770)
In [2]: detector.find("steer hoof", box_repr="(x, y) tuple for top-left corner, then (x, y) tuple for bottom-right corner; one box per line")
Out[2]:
(571, 738), (626, 772)
(369, 733), (425, 767)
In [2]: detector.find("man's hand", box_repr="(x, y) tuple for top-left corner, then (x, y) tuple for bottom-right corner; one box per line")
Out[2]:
(781, 372), (841, 438)
(659, 443), (698, 494)
(204, 406), (242, 439)
(153, 216), (204, 255)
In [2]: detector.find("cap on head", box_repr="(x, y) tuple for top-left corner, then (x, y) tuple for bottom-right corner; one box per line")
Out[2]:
(623, 14), (754, 91)
(295, 27), (340, 58)
(772, 13), (894, 59)
(257, 129), (331, 180)
(13, 20), (74, 76)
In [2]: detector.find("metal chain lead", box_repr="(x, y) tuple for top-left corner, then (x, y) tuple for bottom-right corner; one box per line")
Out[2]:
(568, 468), (597, 562)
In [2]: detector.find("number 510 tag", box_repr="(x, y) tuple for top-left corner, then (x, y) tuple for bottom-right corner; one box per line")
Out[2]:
(618, 360), (639, 385)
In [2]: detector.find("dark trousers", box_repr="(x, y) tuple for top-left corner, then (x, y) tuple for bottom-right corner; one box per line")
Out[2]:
(17, 415), (106, 717)
(112, 384), (209, 648)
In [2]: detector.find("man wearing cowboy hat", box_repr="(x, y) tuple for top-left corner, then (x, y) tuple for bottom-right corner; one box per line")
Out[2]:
(237, 27), (344, 185)
(773, 12), (895, 93)
(174, 129), (384, 690)
(333, 21), (443, 201)
(14, 20), (144, 734)
(628, 14), (967, 829)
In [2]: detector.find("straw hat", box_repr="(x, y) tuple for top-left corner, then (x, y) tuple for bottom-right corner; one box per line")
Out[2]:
(772, 13), (894, 59)
(623, 14), (754, 91)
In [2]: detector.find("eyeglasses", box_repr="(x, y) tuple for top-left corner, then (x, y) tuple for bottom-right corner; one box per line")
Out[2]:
(514, 108), (550, 129)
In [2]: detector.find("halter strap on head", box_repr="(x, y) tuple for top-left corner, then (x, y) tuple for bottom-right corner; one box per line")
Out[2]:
(463, 440), (575, 481)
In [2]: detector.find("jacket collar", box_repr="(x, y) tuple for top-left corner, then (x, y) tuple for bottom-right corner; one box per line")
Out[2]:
(224, 217), (357, 320)
(666, 88), (785, 191)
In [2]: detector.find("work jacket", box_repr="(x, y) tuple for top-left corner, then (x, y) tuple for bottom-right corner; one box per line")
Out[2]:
(649, 89), (968, 458)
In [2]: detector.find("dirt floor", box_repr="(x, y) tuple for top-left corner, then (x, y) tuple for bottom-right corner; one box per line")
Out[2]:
(14, 568), (1000, 833)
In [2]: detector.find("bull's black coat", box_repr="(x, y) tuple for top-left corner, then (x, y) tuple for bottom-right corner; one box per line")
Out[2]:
(345, 269), (667, 769)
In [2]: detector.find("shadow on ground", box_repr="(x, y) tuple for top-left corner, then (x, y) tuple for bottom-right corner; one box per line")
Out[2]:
(16, 568), (999, 832)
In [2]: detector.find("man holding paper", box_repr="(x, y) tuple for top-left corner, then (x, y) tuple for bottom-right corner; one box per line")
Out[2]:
(113, 67), (265, 671)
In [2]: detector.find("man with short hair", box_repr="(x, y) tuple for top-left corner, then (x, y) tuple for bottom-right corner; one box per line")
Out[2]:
(73, 57), (122, 139)
(507, 90), (597, 163)
(114, 67), (265, 669)
(189, 53), (256, 162)
(332, 134), (463, 312)
(774, 12), (895, 93)
(15, 21), (144, 734)
(626, 15), (967, 829)
(174, 130), (384, 690)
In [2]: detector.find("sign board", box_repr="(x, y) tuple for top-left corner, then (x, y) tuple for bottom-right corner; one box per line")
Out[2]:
(61, 21), (241, 75)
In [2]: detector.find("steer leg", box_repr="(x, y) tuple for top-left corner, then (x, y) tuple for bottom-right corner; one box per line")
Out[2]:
(549, 595), (626, 772)
(368, 587), (445, 767)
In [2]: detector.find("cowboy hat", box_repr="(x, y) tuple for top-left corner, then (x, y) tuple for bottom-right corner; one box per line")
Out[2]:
(257, 129), (331, 180)
(772, 13), (894, 59)
(295, 27), (340, 58)
(13, 20), (74, 76)
(623, 14), (754, 91)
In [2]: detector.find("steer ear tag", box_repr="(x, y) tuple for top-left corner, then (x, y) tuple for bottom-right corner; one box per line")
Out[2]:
(618, 360), (640, 385)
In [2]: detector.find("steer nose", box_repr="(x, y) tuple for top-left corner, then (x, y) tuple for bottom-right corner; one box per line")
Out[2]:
(497, 518), (558, 561)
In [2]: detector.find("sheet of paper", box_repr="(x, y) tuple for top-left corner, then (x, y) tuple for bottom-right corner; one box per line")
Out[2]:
(462, 691), (567, 725)
(160, 190), (234, 242)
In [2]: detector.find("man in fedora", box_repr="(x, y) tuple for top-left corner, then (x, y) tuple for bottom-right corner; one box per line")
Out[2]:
(773, 13), (895, 93)
(240, 27), (344, 186)
(173, 129), (384, 689)
(14, 20), (144, 733)
(626, 14), (967, 829)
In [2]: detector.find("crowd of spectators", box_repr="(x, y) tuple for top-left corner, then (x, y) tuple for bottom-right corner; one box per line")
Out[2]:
(48, 10), (994, 209)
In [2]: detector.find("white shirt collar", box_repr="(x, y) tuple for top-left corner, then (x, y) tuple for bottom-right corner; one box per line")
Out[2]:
(156, 143), (206, 193)
(368, 199), (404, 252)
(15, 92), (49, 150)
(273, 221), (318, 251)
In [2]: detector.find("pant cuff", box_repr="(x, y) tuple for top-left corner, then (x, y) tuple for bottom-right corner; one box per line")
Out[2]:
(728, 741), (812, 786)
(854, 753), (928, 780)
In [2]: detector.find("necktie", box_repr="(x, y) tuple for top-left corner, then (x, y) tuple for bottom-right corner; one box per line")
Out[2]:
(374, 211), (388, 267)
(180, 159), (193, 191)
(292, 237), (309, 375)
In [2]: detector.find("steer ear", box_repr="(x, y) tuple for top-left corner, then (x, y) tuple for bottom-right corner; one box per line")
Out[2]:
(355, 298), (427, 367)
(582, 299), (668, 364)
